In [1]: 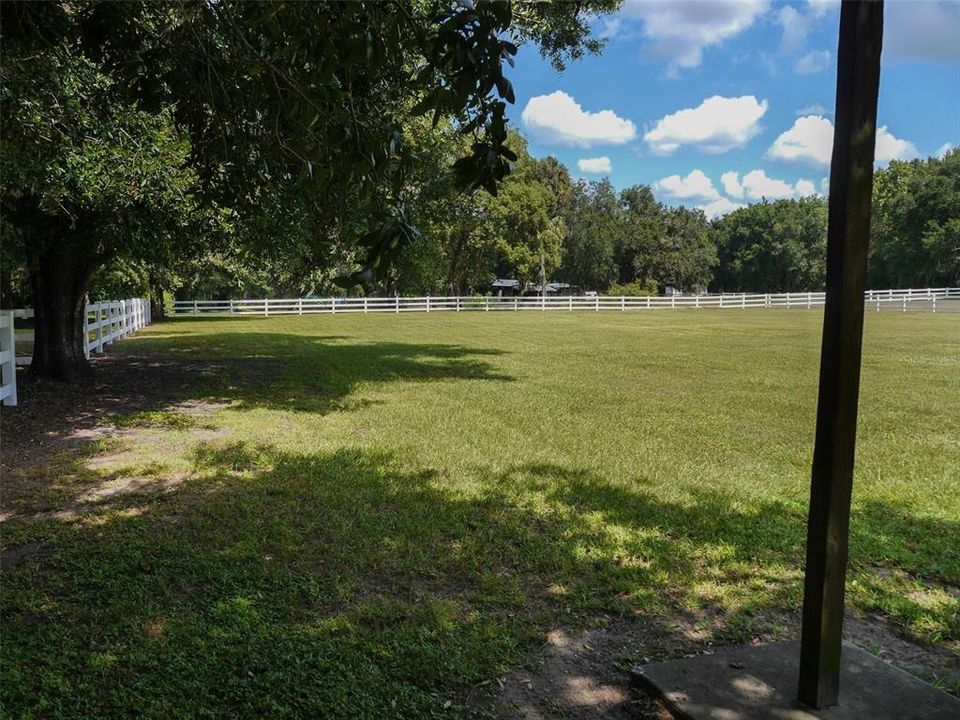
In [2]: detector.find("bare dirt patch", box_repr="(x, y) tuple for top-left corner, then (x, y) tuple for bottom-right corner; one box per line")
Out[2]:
(0, 350), (277, 519)
(0, 542), (54, 572)
(481, 607), (958, 719)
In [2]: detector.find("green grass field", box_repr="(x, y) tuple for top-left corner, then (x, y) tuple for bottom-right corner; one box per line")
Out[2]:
(3, 309), (958, 717)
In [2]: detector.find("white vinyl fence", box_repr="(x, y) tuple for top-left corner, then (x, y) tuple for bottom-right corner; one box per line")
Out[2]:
(171, 287), (960, 317)
(0, 298), (151, 407)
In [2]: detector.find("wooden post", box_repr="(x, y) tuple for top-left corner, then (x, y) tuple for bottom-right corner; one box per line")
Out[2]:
(798, 1), (883, 710)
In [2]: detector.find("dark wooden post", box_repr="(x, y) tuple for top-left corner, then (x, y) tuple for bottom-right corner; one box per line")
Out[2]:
(798, 0), (883, 709)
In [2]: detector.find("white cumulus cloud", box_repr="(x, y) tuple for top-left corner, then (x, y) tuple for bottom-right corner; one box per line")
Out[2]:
(644, 95), (768, 155)
(795, 178), (817, 196)
(767, 115), (919, 167)
(767, 115), (834, 165)
(794, 50), (831, 75)
(652, 169), (720, 201)
(936, 143), (954, 159)
(521, 91), (637, 148)
(699, 197), (745, 220)
(577, 156), (612, 174)
(619, 0), (769, 75)
(741, 171), (795, 199)
(776, 1), (836, 54)
(886, 1), (960, 63)
(875, 127), (921, 164)
(720, 170), (818, 200)
(720, 171), (745, 199)
(796, 103), (829, 116)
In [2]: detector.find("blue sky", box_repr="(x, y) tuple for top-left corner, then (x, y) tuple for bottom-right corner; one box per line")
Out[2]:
(506, 0), (960, 218)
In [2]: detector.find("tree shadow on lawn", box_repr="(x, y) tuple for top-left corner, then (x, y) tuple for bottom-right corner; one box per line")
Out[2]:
(1, 331), (514, 475)
(131, 329), (515, 415)
(3, 443), (957, 718)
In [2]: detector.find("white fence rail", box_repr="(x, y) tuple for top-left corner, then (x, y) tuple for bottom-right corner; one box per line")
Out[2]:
(0, 298), (151, 407)
(171, 287), (960, 317)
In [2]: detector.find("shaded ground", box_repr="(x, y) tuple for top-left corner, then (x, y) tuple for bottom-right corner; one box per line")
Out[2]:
(2, 312), (958, 719)
(483, 610), (960, 719)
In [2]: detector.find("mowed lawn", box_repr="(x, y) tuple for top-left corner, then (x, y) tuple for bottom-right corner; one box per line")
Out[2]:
(2, 309), (958, 717)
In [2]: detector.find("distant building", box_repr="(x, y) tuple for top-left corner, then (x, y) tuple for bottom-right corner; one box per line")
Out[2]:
(491, 279), (522, 297)
(491, 279), (579, 297)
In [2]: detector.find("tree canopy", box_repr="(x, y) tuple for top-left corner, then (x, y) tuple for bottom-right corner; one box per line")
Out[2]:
(0, 0), (619, 379)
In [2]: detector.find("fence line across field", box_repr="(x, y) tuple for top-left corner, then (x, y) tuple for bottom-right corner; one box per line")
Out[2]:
(0, 298), (151, 407)
(171, 287), (960, 317)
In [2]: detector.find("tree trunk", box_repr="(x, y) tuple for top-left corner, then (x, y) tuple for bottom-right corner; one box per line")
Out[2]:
(446, 231), (468, 296)
(150, 278), (166, 320)
(539, 247), (547, 297)
(28, 244), (94, 381)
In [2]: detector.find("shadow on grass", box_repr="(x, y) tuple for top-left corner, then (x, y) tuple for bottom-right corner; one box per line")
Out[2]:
(1, 332), (514, 476)
(132, 331), (515, 414)
(4, 440), (957, 717)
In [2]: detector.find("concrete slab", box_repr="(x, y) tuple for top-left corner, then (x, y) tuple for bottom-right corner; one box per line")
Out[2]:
(631, 641), (960, 720)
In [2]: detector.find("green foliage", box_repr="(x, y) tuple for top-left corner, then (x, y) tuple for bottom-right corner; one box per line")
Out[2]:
(609, 279), (658, 296)
(558, 180), (714, 293)
(870, 148), (960, 288)
(0, 35), (200, 277)
(558, 179), (622, 291)
(711, 198), (828, 292)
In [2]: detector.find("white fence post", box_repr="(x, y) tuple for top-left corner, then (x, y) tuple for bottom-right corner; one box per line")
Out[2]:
(426, 295), (431, 313)
(932, 297), (937, 313)
(395, 296), (400, 314)
(0, 310), (17, 406)
(83, 298), (91, 359)
(364, 297), (368, 314)
(621, 296), (625, 311)
(94, 304), (102, 353)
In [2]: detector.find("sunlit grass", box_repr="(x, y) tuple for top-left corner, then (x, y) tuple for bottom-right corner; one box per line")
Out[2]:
(2, 309), (958, 717)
